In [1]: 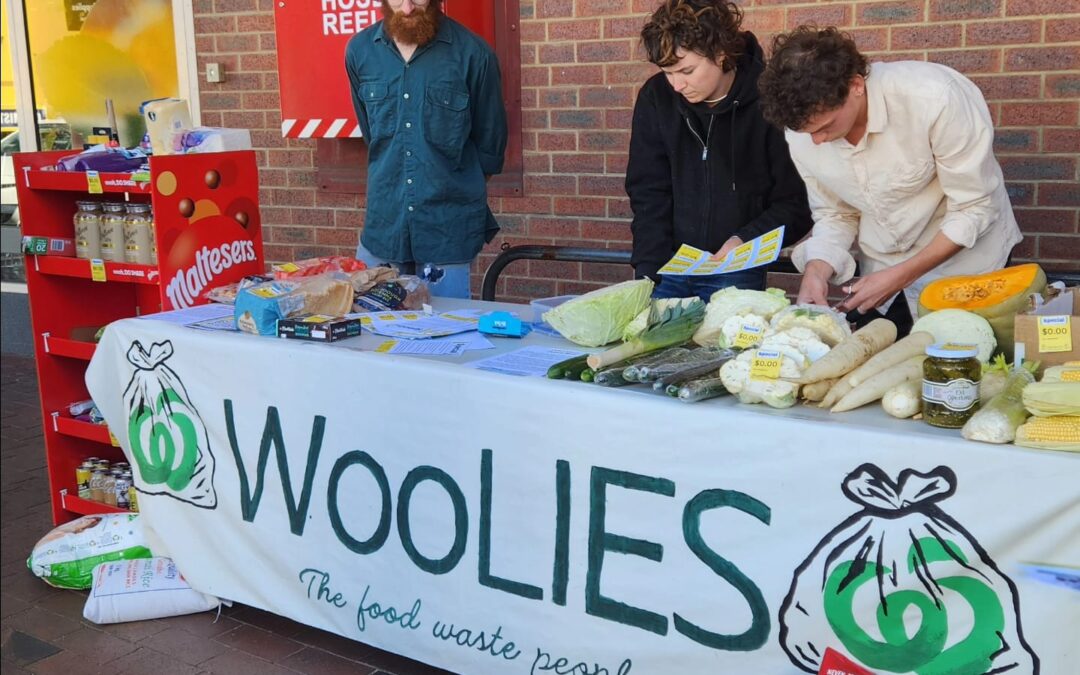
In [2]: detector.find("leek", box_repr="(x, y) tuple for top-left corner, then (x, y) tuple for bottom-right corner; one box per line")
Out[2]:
(587, 300), (706, 370)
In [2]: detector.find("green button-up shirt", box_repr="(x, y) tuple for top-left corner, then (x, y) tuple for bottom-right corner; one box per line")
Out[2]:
(346, 17), (507, 265)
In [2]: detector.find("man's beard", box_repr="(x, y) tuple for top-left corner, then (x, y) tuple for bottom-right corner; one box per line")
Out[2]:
(381, 2), (442, 47)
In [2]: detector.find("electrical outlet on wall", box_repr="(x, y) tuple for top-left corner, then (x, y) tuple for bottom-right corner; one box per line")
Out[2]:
(206, 63), (224, 83)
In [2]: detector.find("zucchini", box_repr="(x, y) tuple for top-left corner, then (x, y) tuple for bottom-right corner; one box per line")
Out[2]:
(678, 377), (730, 403)
(546, 354), (588, 379)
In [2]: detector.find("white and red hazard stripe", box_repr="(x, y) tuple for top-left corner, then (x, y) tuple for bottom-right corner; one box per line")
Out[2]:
(280, 119), (363, 138)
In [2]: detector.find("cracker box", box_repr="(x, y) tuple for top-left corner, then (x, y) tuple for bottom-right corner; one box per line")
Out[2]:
(1014, 285), (1079, 374)
(277, 314), (363, 343)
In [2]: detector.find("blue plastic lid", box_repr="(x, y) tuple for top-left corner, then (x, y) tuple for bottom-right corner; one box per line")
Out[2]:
(925, 342), (979, 359)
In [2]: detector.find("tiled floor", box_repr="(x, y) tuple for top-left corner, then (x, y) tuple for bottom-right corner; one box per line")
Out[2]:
(0, 354), (453, 675)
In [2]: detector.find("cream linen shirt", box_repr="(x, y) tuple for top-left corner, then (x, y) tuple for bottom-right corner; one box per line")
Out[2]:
(789, 61), (1022, 309)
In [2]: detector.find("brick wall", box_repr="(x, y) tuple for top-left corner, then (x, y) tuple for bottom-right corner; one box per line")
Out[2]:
(194, 0), (1079, 302)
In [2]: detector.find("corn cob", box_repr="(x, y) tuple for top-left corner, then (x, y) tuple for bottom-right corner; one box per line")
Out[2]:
(1022, 381), (1080, 417)
(1014, 415), (1080, 451)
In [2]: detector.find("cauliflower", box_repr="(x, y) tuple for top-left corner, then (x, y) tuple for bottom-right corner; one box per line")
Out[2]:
(719, 350), (804, 409)
(693, 287), (790, 346)
(717, 314), (770, 349)
(760, 327), (831, 363)
(770, 304), (851, 346)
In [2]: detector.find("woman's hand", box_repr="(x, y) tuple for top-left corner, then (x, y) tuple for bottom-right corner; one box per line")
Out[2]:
(709, 236), (744, 261)
(797, 260), (834, 305)
(836, 266), (912, 313)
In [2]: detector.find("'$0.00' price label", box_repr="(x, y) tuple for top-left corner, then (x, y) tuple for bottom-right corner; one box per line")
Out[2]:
(1037, 315), (1072, 353)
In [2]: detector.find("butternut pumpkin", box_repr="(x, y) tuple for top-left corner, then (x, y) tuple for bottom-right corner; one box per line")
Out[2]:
(918, 264), (1046, 356)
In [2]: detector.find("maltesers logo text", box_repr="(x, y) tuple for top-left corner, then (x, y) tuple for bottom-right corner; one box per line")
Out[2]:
(166, 241), (257, 308)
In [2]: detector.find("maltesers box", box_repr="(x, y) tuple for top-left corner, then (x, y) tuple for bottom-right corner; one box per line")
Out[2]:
(277, 314), (363, 343)
(1014, 285), (1078, 374)
(22, 236), (75, 256)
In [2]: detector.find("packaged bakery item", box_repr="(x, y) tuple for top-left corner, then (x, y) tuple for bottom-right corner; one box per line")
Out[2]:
(235, 273), (354, 335)
(273, 256), (367, 280)
(207, 274), (273, 305)
(354, 275), (431, 312)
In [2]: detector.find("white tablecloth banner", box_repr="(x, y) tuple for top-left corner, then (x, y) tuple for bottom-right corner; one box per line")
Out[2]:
(86, 319), (1079, 675)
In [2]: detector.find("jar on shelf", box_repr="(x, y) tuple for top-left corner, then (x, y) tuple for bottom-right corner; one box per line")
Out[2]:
(73, 201), (102, 260)
(147, 206), (158, 265)
(123, 203), (154, 265)
(922, 343), (981, 428)
(99, 202), (127, 262)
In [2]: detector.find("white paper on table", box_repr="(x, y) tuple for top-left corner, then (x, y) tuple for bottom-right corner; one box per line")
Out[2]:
(657, 225), (785, 276)
(466, 346), (584, 377)
(355, 309), (484, 339)
(140, 303), (234, 326)
(375, 339), (468, 356)
(187, 315), (239, 332)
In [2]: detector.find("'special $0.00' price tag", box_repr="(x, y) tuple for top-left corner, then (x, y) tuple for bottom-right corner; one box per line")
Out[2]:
(750, 349), (782, 381)
(733, 324), (763, 349)
(1037, 315), (1072, 353)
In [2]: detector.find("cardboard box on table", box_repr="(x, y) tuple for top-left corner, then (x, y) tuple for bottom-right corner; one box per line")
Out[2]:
(1014, 286), (1079, 374)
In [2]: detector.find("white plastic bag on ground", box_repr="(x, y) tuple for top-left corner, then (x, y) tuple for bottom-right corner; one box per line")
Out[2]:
(83, 557), (221, 624)
(27, 514), (152, 589)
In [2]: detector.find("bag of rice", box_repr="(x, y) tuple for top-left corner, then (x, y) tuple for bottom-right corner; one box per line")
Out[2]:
(27, 514), (151, 589)
(83, 557), (220, 624)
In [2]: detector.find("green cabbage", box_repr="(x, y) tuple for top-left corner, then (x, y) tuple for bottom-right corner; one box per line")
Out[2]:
(692, 287), (791, 347)
(543, 279), (654, 347)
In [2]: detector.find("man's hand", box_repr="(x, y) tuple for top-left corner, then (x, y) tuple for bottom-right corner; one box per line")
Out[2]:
(797, 259), (834, 305)
(836, 266), (912, 314)
(709, 236), (743, 261)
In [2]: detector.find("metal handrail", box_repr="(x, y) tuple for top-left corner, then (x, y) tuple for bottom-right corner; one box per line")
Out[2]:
(480, 244), (799, 301)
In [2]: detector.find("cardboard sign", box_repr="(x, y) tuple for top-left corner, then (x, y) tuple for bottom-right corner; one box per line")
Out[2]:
(1015, 287), (1079, 373)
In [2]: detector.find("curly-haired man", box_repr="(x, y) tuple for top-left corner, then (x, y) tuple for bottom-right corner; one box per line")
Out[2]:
(759, 27), (1021, 335)
(626, 0), (812, 300)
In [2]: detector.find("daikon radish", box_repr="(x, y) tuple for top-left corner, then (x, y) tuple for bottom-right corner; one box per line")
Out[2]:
(831, 356), (926, 413)
(802, 378), (838, 402)
(845, 331), (934, 388)
(881, 379), (922, 418)
(796, 319), (896, 384)
(818, 378), (853, 409)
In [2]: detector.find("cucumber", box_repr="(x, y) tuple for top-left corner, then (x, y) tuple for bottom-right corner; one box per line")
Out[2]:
(547, 354), (588, 379)
(639, 347), (733, 383)
(622, 346), (692, 382)
(652, 353), (735, 392)
(593, 366), (636, 386)
(580, 368), (595, 383)
(678, 377), (730, 403)
(563, 359), (591, 380)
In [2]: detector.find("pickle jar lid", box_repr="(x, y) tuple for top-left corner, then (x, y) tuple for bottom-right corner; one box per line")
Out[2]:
(925, 342), (979, 359)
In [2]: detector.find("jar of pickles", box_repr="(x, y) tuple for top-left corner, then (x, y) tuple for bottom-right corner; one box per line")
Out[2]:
(99, 202), (126, 262)
(123, 203), (154, 265)
(73, 201), (102, 260)
(922, 343), (981, 428)
(148, 206), (158, 265)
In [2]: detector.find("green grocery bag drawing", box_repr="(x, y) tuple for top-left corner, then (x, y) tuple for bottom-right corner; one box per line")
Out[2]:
(779, 464), (1037, 675)
(122, 340), (217, 509)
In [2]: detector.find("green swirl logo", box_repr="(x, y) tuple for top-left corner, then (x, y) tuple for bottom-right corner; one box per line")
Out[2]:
(823, 537), (1005, 675)
(127, 388), (200, 491)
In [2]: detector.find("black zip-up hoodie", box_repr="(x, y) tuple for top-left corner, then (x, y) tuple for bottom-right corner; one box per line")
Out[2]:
(625, 32), (813, 281)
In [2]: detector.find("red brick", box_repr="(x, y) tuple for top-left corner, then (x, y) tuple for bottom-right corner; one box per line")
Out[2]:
(1047, 18), (1080, 43)
(1044, 128), (1080, 153)
(993, 129), (1039, 153)
(929, 49), (1001, 73)
(930, 0), (1002, 20)
(522, 66), (550, 87)
(966, 20), (1041, 46)
(223, 111), (266, 129)
(1006, 182), (1035, 206)
(579, 175), (626, 197)
(857, 1), (925, 25)
(262, 244), (294, 262)
(194, 0), (213, 12)
(524, 174), (577, 194)
(1039, 183), (1080, 208)
(580, 131), (630, 151)
(528, 259), (582, 279)
(969, 75), (1041, 101)
(198, 54), (239, 72)
(559, 280), (610, 295)
(334, 210), (364, 229)
(216, 0), (257, 11)
(523, 110), (550, 130)
(582, 262), (634, 284)
(605, 62), (657, 84)
(605, 109), (634, 129)
(520, 88), (539, 109)
(539, 88), (579, 108)
(537, 131), (577, 152)
(1006, 47), (1080, 72)
(1000, 102), (1078, 126)
(521, 44), (537, 65)
(580, 85), (635, 108)
(315, 191), (361, 209)
(1037, 235), (1080, 261)
(578, 41), (633, 63)
(260, 32), (277, 50)
(237, 14), (275, 32)
(203, 92), (242, 110)
(849, 28), (890, 53)
(607, 198), (634, 219)
(287, 170), (316, 189)
(552, 109), (604, 129)
(554, 197), (607, 216)
(196, 35), (215, 53)
(214, 71), (264, 90)
(195, 15), (236, 33)
(272, 189), (315, 207)
(742, 9), (786, 34)
(524, 154), (552, 173)
(505, 277), (559, 299)
(502, 196), (554, 214)
(576, 0), (630, 16)
(217, 33), (259, 52)
(605, 17), (644, 39)
(1009, 235), (1038, 259)
(242, 91), (281, 110)
(581, 220), (632, 241)
(553, 153), (607, 174)
(528, 218), (582, 238)
(537, 0), (573, 19)
(1047, 74), (1080, 99)
(313, 227), (358, 246)
(520, 22), (547, 43)
(999, 156), (1076, 181)
(240, 53), (278, 71)
(1015, 208), (1079, 234)
(1006, 0), (1080, 15)
(788, 5), (852, 29)
(551, 65), (604, 86)
(548, 20), (602, 41)
(539, 44), (575, 64)
(892, 24), (963, 50)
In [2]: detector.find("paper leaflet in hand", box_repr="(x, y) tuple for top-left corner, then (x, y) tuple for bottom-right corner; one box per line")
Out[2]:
(658, 225), (785, 276)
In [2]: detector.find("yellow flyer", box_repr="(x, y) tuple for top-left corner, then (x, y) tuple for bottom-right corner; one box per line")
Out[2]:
(657, 226), (785, 276)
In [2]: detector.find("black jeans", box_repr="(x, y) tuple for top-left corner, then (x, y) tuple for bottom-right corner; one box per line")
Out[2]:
(846, 292), (915, 339)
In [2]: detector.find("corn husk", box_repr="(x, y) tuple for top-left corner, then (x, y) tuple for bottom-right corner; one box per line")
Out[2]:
(1022, 382), (1080, 417)
(1042, 365), (1080, 383)
(1014, 416), (1080, 451)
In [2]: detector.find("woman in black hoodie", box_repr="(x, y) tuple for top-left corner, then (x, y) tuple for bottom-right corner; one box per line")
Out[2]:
(626, 0), (813, 300)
